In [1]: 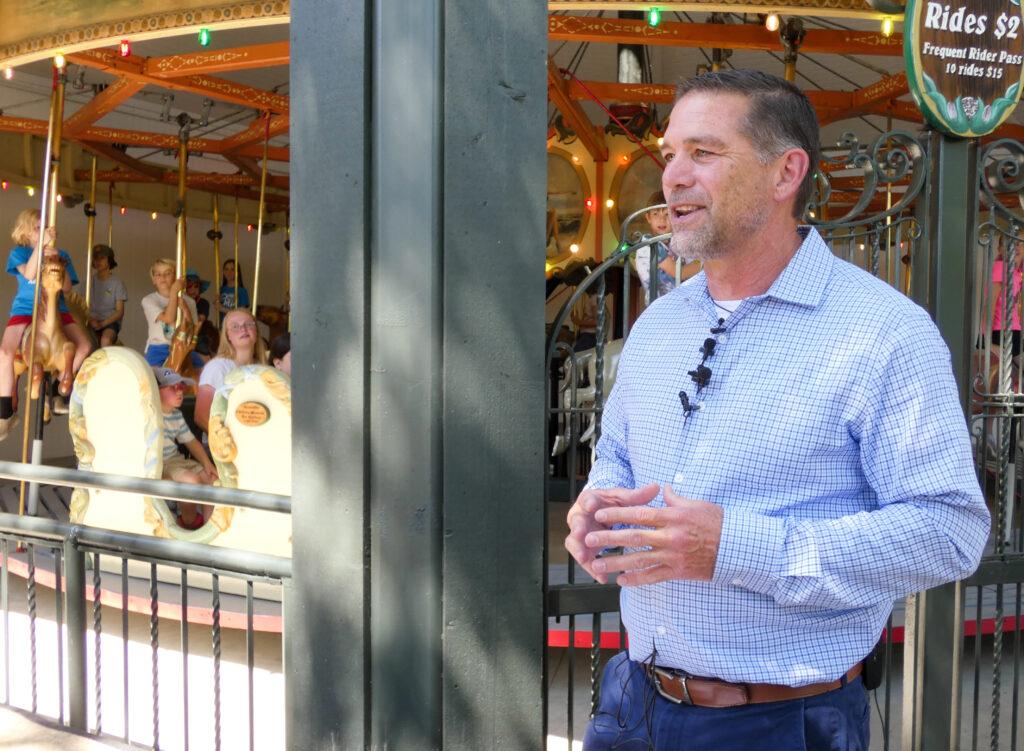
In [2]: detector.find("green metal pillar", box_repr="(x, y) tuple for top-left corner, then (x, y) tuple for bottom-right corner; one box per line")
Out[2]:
(286, 0), (546, 748)
(914, 132), (977, 751)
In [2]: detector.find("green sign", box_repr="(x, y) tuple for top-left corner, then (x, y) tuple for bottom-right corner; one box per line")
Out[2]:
(904, 0), (1024, 136)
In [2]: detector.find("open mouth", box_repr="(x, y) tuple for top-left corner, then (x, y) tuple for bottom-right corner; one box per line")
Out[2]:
(671, 204), (705, 219)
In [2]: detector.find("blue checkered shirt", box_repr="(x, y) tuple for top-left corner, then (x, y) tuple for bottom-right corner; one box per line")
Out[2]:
(587, 227), (990, 686)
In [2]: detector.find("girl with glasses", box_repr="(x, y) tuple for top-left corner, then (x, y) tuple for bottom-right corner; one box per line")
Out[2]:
(194, 307), (267, 432)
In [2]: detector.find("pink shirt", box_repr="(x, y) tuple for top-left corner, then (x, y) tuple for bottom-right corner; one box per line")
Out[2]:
(993, 258), (1022, 331)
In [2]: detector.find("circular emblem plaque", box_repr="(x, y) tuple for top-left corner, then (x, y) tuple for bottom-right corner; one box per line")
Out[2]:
(905, 0), (1024, 136)
(235, 401), (270, 427)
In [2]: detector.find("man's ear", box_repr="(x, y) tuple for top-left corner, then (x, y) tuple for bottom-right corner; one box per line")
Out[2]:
(773, 148), (810, 206)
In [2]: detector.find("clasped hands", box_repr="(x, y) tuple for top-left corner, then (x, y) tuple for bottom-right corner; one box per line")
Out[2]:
(564, 483), (724, 586)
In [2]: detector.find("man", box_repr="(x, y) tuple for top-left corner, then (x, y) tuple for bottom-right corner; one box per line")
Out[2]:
(565, 70), (989, 750)
(634, 189), (699, 302)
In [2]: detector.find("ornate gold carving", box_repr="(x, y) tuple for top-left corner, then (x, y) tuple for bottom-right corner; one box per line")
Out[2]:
(259, 368), (292, 415)
(0, 2), (290, 68)
(209, 414), (239, 464)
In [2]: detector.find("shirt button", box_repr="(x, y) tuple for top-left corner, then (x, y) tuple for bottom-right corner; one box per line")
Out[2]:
(732, 579), (743, 586)
(673, 472), (684, 483)
(717, 333), (728, 344)
(656, 626), (667, 636)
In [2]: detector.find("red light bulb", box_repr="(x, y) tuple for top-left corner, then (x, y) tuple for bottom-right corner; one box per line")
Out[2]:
(119, 40), (131, 57)
(119, 206), (127, 215)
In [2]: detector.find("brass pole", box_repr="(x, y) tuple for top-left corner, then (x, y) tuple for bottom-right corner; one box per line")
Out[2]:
(107, 182), (113, 246)
(174, 114), (190, 331)
(251, 112), (271, 314)
(212, 195), (221, 328)
(84, 155), (97, 307)
(19, 61), (66, 516)
(233, 194), (240, 310)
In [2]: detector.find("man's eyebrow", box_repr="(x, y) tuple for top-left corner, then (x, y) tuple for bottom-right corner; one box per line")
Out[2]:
(683, 135), (728, 150)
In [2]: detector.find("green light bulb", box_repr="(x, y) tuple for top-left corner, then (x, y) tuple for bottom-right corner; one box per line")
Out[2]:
(198, 28), (211, 47)
(648, 8), (661, 27)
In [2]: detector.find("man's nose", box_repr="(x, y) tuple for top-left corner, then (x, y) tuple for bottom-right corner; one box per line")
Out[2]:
(662, 154), (694, 195)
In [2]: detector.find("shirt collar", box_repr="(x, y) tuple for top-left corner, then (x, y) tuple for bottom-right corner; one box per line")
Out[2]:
(679, 226), (832, 310)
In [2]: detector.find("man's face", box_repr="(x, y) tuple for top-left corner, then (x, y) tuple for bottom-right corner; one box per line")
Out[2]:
(660, 92), (774, 263)
(645, 206), (671, 236)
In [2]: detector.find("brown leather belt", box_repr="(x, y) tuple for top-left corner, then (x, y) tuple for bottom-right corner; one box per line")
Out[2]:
(648, 663), (863, 709)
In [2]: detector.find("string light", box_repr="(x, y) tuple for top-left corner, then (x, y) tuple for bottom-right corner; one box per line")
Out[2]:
(585, 197), (595, 211)
(605, 198), (615, 208)
(119, 206), (127, 215)
(0, 181), (7, 191)
(26, 186), (34, 197)
(3, 68), (12, 81)
(620, 154), (630, 163)
(647, 7), (662, 27)
(765, 13), (780, 32)
(570, 243), (580, 254)
(198, 28), (211, 47)
(53, 53), (66, 70)
(246, 223), (254, 232)
(151, 211), (158, 220)
(880, 17), (895, 37)
(56, 193), (62, 203)
(571, 155), (581, 164)
(119, 39), (131, 57)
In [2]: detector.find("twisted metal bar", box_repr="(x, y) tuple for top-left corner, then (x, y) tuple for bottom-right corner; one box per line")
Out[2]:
(149, 563), (159, 750)
(590, 612), (601, 718)
(92, 553), (102, 735)
(54, 548), (64, 724)
(27, 545), (37, 713)
(212, 573), (222, 751)
(180, 568), (190, 751)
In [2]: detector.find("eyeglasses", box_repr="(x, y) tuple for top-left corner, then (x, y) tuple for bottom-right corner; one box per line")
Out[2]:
(678, 320), (725, 418)
(228, 321), (257, 333)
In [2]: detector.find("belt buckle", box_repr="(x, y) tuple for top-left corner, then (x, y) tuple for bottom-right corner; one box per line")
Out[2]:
(652, 668), (692, 705)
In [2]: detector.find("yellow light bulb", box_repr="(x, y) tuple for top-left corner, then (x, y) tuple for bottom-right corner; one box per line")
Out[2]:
(657, 137), (664, 147)
(570, 243), (580, 254)
(3, 68), (13, 81)
(26, 186), (34, 197)
(151, 212), (158, 220)
(765, 13), (780, 32)
(571, 155), (581, 164)
(605, 199), (615, 208)
(56, 193), (62, 203)
(620, 154), (630, 163)
(53, 53), (66, 70)
(881, 17), (895, 37)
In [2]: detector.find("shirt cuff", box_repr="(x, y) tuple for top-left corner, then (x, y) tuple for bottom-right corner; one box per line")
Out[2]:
(712, 507), (786, 594)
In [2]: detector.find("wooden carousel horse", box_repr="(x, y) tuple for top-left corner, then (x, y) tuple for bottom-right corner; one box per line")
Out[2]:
(162, 302), (200, 385)
(13, 255), (92, 415)
(69, 351), (291, 592)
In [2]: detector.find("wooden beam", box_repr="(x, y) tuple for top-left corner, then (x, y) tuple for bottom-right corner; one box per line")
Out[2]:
(146, 42), (290, 78)
(547, 59), (608, 161)
(68, 49), (289, 115)
(220, 113), (289, 153)
(63, 78), (146, 137)
(225, 154), (263, 181)
(79, 141), (165, 180)
(548, 16), (903, 56)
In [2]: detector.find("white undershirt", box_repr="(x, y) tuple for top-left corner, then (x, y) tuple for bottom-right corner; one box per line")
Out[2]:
(712, 298), (743, 320)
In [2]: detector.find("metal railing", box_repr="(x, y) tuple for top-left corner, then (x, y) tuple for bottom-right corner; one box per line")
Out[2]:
(0, 460), (291, 750)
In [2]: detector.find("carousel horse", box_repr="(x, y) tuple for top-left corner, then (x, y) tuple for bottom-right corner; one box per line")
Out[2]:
(255, 304), (289, 342)
(550, 338), (624, 459)
(13, 255), (93, 415)
(69, 350), (291, 591)
(163, 302), (200, 385)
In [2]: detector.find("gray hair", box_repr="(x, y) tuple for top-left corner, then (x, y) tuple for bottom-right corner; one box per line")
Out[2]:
(675, 70), (820, 219)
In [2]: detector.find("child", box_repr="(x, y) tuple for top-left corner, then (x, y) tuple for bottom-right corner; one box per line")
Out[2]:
(154, 366), (217, 530)
(141, 258), (204, 369)
(0, 209), (91, 437)
(215, 259), (250, 324)
(88, 244), (128, 348)
(634, 189), (700, 302)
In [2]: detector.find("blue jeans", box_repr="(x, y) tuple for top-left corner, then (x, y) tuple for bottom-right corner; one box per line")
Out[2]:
(583, 652), (870, 751)
(144, 344), (204, 369)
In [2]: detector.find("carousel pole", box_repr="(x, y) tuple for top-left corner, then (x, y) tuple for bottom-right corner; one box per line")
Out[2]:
(174, 113), (191, 287)
(19, 58), (66, 517)
(780, 19), (805, 83)
(211, 195), (221, 328)
(84, 155), (97, 307)
(107, 182), (114, 246)
(251, 112), (271, 315)
(233, 194), (240, 309)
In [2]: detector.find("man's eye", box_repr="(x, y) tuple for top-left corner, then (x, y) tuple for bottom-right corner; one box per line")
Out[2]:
(694, 149), (713, 158)
(662, 153), (675, 163)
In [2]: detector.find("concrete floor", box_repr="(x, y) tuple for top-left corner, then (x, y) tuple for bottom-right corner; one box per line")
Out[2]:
(0, 706), (121, 750)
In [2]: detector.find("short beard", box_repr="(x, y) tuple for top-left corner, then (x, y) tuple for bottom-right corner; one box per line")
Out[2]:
(669, 203), (770, 263)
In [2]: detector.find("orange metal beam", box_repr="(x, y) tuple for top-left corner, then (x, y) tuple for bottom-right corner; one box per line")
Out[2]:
(68, 49), (289, 115)
(548, 59), (608, 162)
(565, 80), (855, 112)
(146, 42), (290, 78)
(74, 167), (290, 192)
(549, 15), (903, 56)
(219, 113), (289, 153)
(79, 141), (165, 180)
(225, 154), (263, 181)
(64, 78), (146, 137)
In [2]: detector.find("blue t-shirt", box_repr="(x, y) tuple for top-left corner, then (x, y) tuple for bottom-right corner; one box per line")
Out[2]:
(219, 283), (250, 311)
(6, 245), (79, 316)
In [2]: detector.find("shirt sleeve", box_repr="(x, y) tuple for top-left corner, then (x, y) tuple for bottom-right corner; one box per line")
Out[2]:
(115, 278), (128, 302)
(6, 246), (29, 276)
(993, 259), (1005, 285)
(60, 252), (79, 286)
(238, 287), (250, 308)
(712, 309), (990, 609)
(141, 294), (162, 323)
(584, 348), (635, 492)
(175, 419), (196, 446)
